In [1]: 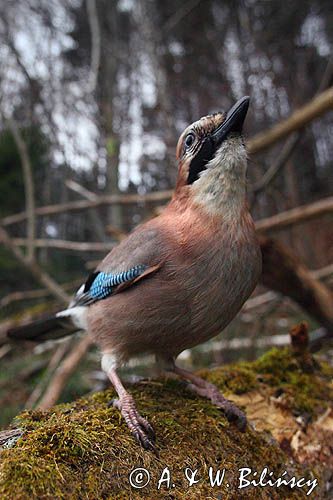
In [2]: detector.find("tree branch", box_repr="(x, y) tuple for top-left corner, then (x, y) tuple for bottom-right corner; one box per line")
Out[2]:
(255, 196), (333, 233)
(247, 86), (333, 154)
(251, 132), (301, 195)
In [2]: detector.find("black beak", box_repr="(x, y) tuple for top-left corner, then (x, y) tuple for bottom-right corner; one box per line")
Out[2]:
(212, 96), (250, 147)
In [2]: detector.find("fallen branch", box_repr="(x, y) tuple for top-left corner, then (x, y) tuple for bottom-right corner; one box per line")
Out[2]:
(313, 263), (333, 281)
(3, 189), (333, 235)
(65, 179), (100, 202)
(260, 236), (333, 333)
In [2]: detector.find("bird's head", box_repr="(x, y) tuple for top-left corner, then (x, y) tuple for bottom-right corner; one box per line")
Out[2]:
(174, 96), (250, 216)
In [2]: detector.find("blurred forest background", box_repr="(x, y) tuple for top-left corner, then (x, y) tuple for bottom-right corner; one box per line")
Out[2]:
(0, 0), (332, 427)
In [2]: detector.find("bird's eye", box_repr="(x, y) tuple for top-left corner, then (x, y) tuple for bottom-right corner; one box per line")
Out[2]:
(185, 132), (195, 149)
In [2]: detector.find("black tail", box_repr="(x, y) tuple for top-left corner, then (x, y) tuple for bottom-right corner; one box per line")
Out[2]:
(7, 314), (78, 342)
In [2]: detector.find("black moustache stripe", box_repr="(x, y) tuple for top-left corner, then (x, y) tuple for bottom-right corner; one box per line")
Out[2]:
(187, 137), (214, 185)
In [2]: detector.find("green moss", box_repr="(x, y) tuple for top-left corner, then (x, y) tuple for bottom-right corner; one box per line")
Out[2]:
(201, 347), (333, 418)
(1, 347), (331, 499)
(252, 347), (300, 382)
(251, 347), (333, 417)
(201, 364), (258, 394)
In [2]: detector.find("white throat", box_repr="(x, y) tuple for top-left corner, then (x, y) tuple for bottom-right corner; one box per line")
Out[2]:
(191, 137), (247, 218)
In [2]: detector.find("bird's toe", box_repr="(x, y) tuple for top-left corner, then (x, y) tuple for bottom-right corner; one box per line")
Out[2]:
(221, 400), (247, 432)
(137, 414), (156, 440)
(112, 394), (157, 452)
(128, 414), (156, 453)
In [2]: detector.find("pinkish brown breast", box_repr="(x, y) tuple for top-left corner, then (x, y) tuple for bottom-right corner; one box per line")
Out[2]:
(87, 204), (261, 362)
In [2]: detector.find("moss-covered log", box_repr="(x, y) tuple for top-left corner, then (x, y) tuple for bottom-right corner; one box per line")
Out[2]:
(1, 347), (332, 499)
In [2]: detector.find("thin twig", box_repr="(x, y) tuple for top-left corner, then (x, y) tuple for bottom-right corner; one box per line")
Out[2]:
(162, 0), (202, 34)
(0, 226), (69, 304)
(251, 133), (301, 194)
(12, 237), (114, 252)
(25, 340), (72, 409)
(37, 335), (92, 410)
(66, 179), (107, 242)
(7, 195), (333, 257)
(66, 179), (99, 202)
(6, 117), (36, 261)
(0, 279), (82, 308)
(1, 190), (174, 226)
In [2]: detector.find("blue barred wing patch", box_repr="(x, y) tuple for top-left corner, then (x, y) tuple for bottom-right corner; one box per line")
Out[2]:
(89, 265), (147, 300)
(73, 265), (147, 306)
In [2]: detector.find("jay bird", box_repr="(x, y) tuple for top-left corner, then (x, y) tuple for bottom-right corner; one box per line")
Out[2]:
(8, 96), (261, 451)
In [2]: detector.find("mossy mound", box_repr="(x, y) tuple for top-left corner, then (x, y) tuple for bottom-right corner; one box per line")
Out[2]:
(1, 347), (332, 499)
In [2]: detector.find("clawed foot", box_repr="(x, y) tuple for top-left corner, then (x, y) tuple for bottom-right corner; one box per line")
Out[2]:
(187, 381), (247, 432)
(111, 395), (156, 452)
